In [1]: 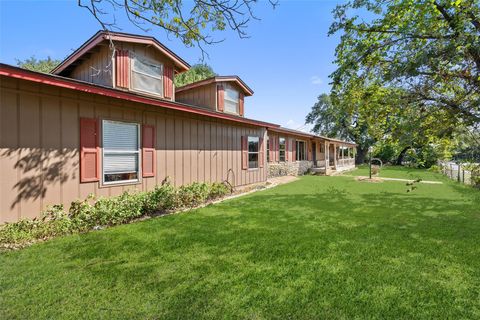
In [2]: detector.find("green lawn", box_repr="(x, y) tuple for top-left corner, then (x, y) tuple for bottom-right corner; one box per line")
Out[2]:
(1, 168), (480, 319)
(345, 164), (445, 181)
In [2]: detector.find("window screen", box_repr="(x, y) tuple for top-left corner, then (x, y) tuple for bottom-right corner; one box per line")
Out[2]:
(102, 120), (140, 184)
(131, 55), (163, 96)
(224, 88), (239, 114)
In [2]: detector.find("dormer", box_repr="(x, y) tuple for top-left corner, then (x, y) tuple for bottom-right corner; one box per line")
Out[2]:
(175, 76), (253, 117)
(51, 31), (190, 101)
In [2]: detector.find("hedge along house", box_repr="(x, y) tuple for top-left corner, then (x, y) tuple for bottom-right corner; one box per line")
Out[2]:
(0, 31), (355, 223)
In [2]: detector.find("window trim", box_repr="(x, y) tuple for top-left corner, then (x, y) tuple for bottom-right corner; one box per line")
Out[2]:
(130, 54), (164, 97)
(101, 119), (142, 186)
(247, 136), (260, 169)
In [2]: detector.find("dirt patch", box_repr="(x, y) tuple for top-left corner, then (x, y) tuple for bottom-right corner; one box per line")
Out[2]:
(355, 176), (383, 183)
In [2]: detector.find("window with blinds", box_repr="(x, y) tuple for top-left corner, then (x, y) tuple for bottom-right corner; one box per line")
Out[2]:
(102, 120), (140, 184)
(224, 87), (239, 114)
(131, 54), (163, 96)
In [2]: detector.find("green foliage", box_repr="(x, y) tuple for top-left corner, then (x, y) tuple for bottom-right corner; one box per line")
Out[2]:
(428, 165), (441, 173)
(0, 181), (229, 247)
(373, 142), (398, 164)
(305, 93), (374, 163)
(330, 0), (480, 126)
(16, 56), (61, 73)
(174, 63), (216, 87)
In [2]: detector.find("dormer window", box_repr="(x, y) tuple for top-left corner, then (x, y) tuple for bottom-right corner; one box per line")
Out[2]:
(131, 54), (163, 96)
(224, 87), (239, 114)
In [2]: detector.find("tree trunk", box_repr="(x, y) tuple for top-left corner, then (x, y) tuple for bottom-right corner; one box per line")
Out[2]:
(356, 146), (368, 165)
(396, 146), (411, 165)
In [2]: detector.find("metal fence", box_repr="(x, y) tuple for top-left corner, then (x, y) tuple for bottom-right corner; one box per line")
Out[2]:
(438, 161), (479, 186)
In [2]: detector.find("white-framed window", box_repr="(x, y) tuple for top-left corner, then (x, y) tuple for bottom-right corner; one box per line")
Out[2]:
(279, 137), (286, 162)
(296, 140), (307, 161)
(102, 120), (140, 184)
(248, 136), (259, 169)
(131, 54), (163, 96)
(224, 87), (239, 114)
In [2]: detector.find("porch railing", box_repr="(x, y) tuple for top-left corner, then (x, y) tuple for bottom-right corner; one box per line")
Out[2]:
(337, 158), (355, 167)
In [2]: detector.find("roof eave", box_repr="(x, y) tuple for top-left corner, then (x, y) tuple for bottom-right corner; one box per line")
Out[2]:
(176, 76), (254, 96)
(51, 31), (190, 75)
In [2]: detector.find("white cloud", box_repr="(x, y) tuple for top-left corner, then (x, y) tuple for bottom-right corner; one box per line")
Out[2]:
(310, 75), (323, 85)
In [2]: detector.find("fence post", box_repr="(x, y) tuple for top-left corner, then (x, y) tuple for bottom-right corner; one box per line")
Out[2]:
(458, 164), (461, 182)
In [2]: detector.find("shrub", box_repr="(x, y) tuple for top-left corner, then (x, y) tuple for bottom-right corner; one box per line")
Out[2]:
(208, 182), (230, 200)
(428, 165), (441, 173)
(0, 180), (231, 247)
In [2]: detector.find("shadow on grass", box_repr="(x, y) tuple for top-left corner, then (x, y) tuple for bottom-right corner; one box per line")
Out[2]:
(3, 177), (480, 319)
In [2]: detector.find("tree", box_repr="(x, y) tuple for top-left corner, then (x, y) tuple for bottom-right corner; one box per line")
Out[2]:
(305, 93), (375, 164)
(174, 63), (216, 87)
(16, 56), (61, 73)
(330, 0), (480, 125)
(78, 0), (278, 55)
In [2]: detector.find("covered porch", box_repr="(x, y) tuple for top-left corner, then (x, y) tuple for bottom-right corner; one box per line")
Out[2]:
(311, 139), (356, 175)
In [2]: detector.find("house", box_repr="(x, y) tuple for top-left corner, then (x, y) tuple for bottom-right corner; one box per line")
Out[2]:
(0, 31), (356, 223)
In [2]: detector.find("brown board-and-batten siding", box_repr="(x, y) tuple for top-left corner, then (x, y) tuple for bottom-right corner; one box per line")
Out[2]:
(0, 76), (267, 223)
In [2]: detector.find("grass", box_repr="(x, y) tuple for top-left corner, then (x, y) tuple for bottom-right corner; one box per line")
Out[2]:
(1, 167), (479, 319)
(345, 164), (444, 181)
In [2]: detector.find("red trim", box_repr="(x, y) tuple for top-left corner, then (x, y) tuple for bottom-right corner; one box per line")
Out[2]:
(217, 85), (225, 112)
(115, 50), (130, 88)
(80, 118), (100, 183)
(176, 76), (254, 96)
(142, 125), (156, 177)
(163, 65), (174, 99)
(241, 136), (248, 170)
(239, 92), (245, 117)
(0, 64), (278, 129)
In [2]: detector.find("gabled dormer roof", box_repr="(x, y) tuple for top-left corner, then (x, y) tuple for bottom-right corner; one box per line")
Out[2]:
(51, 30), (190, 75)
(176, 76), (254, 96)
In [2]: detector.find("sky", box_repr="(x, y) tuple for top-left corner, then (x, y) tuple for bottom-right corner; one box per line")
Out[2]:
(0, 0), (344, 132)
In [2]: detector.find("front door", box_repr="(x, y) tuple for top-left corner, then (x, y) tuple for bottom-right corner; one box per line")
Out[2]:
(312, 142), (316, 166)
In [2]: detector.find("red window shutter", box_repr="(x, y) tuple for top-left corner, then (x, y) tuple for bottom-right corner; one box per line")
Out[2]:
(259, 137), (264, 168)
(239, 92), (245, 116)
(241, 136), (248, 170)
(142, 125), (156, 177)
(163, 65), (174, 99)
(217, 85), (225, 112)
(286, 139), (289, 161)
(115, 50), (130, 88)
(80, 118), (100, 183)
(293, 141), (297, 161)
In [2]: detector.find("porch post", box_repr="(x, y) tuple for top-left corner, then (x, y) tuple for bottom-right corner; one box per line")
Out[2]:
(333, 143), (337, 169)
